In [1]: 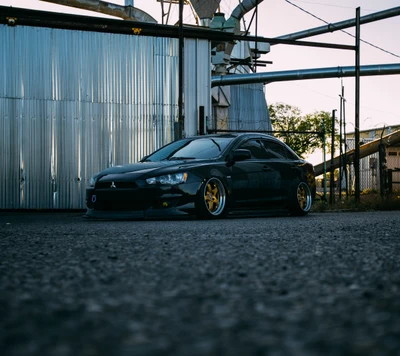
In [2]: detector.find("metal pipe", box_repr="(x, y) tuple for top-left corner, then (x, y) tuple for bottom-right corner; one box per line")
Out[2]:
(40, 0), (157, 23)
(231, 0), (264, 20)
(274, 6), (400, 42)
(211, 63), (400, 87)
(218, 0), (264, 74)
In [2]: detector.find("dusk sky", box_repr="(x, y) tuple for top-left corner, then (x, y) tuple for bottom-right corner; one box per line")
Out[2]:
(2, 0), (400, 136)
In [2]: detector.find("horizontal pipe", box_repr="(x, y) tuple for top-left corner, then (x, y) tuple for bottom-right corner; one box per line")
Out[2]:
(275, 6), (400, 42)
(40, 0), (157, 23)
(211, 63), (400, 87)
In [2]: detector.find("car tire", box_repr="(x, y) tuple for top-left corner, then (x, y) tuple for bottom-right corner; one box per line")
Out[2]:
(289, 181), (313, 216)
(195, 177), (228, 219)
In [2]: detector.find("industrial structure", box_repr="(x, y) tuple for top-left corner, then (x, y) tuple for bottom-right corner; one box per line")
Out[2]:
(1, 0), (400, 209)
(0, 1), (271, 209)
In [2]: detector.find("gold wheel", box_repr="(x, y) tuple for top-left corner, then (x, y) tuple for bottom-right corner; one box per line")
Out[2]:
(198, 177), (226, 218)
(289, 181), (312, 216)
(204, 182), (221, 213)
(296, 182), (312, 214)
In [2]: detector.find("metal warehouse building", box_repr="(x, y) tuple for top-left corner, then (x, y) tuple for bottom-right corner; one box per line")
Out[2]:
(0, 5), (271, 210)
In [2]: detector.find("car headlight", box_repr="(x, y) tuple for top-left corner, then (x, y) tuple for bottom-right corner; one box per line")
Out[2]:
(146, 173), (188, 185)
(89, 174), (100, 187)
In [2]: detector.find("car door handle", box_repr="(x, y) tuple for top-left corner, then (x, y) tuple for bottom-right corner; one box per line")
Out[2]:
(291, 165), (299, 170)
(263, 166), (272, 172)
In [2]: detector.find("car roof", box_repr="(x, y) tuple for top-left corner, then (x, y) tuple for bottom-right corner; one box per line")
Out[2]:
(188, 132), (283, 143)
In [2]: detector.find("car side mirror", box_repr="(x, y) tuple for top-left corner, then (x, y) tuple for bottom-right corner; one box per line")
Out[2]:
(227, 149), (251, 166)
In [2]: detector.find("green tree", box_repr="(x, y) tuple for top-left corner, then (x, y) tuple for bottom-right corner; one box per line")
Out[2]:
(269, 102), (338, 158)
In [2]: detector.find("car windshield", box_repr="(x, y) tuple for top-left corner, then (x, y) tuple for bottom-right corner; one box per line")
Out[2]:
(143, 137), (234, 162)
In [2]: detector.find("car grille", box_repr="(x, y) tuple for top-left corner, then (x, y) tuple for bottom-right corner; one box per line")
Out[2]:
(95, 200), (146, 211)
(95, 182), (138, 189)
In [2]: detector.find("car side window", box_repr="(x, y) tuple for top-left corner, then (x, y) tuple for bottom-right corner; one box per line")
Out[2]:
(261, 140), (288, 160)
(239, 139), (268, 159)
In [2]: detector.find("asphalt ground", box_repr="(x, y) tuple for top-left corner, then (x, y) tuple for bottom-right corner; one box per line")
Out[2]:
(1, 210), (400, 356)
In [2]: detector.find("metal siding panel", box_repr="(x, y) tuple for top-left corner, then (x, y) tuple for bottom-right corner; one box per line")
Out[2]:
(185, 40), (196, 136)
(197, 40), (212, 134)
(1, 24), (209, 209)
(0, 99), (21, 208)
(228, 83), (272, 132)
(184, 39), (211, 137)
(20, 100), (53, 208)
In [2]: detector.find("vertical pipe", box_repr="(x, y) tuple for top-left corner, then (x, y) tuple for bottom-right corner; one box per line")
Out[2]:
(330, 109), (336, 204)
(178, 0), (184, 139)
(354, 7), (361, 202)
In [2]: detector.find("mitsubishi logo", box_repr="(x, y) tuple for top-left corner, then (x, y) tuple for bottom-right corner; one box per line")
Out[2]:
(110, 182), (116, 189)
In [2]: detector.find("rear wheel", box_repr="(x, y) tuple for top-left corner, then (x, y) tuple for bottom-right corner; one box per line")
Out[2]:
(195, 177), (227, 219)
(289, 181), (313, 216)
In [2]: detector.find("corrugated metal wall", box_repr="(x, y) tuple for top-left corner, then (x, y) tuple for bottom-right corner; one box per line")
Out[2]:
(228, 83), (272, 132)
(0, 24), (211, 209)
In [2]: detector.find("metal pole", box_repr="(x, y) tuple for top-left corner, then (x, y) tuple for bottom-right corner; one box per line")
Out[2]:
(178, 0), (184, 140)
(354, 7), (361, 202)
(255, 1), (258, 72)
(339, 86), (343, 200)
(322, 121), (327, 201)
(342, 89), (349, 199)
(330, 109), (336, 204)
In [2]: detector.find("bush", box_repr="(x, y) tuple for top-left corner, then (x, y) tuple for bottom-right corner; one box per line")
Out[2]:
(311, 193), (400, 212)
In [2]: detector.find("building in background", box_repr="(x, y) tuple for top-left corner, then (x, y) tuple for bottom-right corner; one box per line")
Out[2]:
(0, 2), (271, 209)
(345, 125), (400, 192)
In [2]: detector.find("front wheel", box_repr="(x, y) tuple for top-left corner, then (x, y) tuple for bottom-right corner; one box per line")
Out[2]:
(195, 177), (227, 219)
(289, 181), (313, 216)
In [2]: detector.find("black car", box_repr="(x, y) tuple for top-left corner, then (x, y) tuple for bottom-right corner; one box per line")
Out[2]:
(85, 133), (316, 219)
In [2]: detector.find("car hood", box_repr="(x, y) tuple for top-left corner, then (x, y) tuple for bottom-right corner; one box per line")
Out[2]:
(95, 159), (212, 182)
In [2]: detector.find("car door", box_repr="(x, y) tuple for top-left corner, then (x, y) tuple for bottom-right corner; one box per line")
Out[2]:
(260, 139), (300, 200)
(230, 139), (277, 207)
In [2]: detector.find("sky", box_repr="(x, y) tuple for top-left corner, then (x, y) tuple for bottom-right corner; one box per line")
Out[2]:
(2, 0), (400, 136)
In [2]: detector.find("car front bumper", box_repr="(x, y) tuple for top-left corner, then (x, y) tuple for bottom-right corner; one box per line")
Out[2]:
(85, 182), (200, 220)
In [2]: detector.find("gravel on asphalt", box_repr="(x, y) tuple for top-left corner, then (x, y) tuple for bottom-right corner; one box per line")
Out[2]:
(0, 211), (399, 356)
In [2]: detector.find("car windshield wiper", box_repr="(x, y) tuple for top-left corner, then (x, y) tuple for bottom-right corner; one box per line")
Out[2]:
(168, 157), (195, 160)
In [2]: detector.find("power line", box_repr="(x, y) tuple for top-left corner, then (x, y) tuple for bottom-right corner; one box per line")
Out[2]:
(271, 81), (400, 119)
(286, 0), (377, 12)
(285, 0), (400, 59)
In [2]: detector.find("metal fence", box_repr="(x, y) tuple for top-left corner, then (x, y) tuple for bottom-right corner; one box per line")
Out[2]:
(316, 138), (400, 198)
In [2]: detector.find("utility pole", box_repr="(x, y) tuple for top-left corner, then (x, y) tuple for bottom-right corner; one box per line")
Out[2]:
(330, 109), (337, 204)
(338, 83), (345, 200)
(342, 86), (349, 199)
